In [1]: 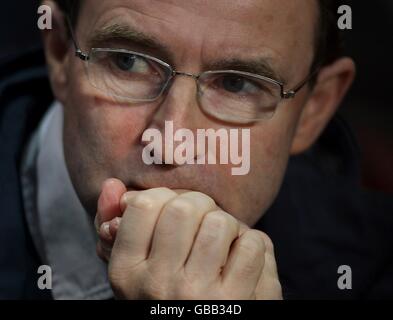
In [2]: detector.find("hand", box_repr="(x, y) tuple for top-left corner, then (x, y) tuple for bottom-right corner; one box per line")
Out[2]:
(95, 179), (282, 300)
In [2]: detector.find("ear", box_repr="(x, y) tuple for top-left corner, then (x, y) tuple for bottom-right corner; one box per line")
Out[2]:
(41, 0), (71, 104)
(290, 57), (356, 155)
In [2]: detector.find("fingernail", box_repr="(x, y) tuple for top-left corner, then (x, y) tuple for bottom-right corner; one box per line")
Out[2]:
(113, 217), (121, 228)
(100, 222), (111, 238)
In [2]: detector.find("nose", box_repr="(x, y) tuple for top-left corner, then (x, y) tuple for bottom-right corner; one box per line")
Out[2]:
(140, 75), (205, 166)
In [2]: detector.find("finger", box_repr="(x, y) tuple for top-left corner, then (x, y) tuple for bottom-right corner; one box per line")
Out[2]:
(185, 210), (239, 282)
(120, 191), (139, 212)
(99, 221), (112, 242)
(148, 192), (218, 269)
(96, 178), (127, 229)
(221, 229), (266, 298)
(118, 189), (185, 213)
(97, 193), (135, 262)
(95, 190), (137, 250)
(109, 217), (122, 239)
(112, 188), (177, 264)
(255, 234), (282, 300)
(98, 217), (122, 244)
(97, 221), (116, 262)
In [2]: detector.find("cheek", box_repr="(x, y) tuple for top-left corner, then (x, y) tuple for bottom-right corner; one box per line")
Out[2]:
(229, 115), (298, 225)
(252, 101), (303, 184)
(250, 120), (291, 179)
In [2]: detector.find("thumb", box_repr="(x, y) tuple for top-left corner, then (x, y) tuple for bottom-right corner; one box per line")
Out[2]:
(96, 178), (127, 227)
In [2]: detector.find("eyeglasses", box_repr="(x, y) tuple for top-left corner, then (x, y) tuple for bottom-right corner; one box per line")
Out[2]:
(68, 22), (317, 124)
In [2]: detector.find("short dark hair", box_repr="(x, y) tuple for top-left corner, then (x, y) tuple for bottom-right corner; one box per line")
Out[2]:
(53, 0), (344, 70)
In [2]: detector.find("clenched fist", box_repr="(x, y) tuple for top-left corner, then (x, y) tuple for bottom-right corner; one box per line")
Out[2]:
(95, 179), (282, 300)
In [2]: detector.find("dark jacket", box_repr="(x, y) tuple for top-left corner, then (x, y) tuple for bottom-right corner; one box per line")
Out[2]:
(1, 50), (392, 300)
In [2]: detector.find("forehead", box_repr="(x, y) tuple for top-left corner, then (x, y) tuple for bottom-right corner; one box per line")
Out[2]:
(79, 0), (318, 77)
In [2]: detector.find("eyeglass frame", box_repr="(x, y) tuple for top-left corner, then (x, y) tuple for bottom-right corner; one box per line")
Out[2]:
(66, 16), (319, 106)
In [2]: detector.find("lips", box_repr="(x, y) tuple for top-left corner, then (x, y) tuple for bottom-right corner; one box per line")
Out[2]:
(126, 179), (182, 192)
(126, 182), (146, 192)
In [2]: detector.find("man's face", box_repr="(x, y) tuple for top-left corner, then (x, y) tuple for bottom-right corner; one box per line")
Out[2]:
(60, 0), (317, 226)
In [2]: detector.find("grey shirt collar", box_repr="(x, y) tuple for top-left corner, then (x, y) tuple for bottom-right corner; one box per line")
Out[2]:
(21, 102), (113, 300)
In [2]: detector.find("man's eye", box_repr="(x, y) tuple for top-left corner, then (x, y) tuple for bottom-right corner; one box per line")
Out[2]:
(220, 75), (260, 95)
(113, 53), (149, 74)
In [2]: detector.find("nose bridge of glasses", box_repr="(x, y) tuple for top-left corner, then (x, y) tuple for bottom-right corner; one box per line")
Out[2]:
(173, 70), (200, 80)
(167, 70), (203, 96)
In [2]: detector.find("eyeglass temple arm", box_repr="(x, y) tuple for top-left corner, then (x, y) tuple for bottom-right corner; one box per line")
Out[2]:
(282, 67), (321, 99)
(65, 15), (89, 61)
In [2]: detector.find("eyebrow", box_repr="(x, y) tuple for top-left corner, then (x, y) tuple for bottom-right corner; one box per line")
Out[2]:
(87, 23), (174, 62)
(87, 23), (283, 83)
(208, 58), (284, 83)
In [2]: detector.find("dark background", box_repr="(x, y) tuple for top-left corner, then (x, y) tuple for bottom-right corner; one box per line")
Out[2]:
(1, 1), (392, 194)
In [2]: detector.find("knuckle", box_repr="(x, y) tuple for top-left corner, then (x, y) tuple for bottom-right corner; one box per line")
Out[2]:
(130, 192), (155, 210)
(147, 187), (178, 201)
(204, 211), (239, 236)
(196, 215), (223, 246)
(181, 191), (216, 207)
(239, 230), (266, 255)
(195, 230), (218, 250)
(151, 187), (177, 196)
(121, 191), (139, 206)
(195, 211), (233, 247)
(204, 210), (231, 230)
(163, 197), (196, 219)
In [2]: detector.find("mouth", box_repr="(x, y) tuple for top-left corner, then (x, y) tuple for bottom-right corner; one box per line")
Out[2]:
(126, 182), (146, 192)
